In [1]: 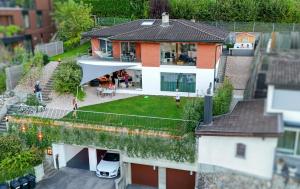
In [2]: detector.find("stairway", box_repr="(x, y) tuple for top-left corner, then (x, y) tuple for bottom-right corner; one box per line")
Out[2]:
(0, 118), (7, 133)
(0, 104), (21, 134)
(42, 77), (54, 103)
(43, 158), (58, 179)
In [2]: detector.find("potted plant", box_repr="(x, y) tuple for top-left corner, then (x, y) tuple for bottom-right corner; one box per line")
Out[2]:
(276, 158), (284, 174)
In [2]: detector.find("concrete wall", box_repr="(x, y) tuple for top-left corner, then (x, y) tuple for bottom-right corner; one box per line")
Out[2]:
(198, 136), (278, 179)
(5, 65), (23, 91)
(52, 143), (83, 169)
(266, 85), (300, 124)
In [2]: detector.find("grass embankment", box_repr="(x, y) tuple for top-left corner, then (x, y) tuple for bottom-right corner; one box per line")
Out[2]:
(50, 42), (90, 61)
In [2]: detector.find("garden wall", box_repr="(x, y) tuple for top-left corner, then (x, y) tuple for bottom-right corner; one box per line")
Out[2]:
(5, 65), (23, 91)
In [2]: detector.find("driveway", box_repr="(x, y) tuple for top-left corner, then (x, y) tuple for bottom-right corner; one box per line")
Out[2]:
(36, 167), (115, 189)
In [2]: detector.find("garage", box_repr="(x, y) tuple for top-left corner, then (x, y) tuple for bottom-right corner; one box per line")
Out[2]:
(166, 168), (195, 189)
(96, 149), (107, 164)
(66, 147), (90, 170)
(131, 164), (158, 187)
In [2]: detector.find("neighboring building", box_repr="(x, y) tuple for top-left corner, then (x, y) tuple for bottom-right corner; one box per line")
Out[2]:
(265, 51), (300, 178)
(0, 0), (56, 51)
(235, 32), (256, 44)
(81, 13), (228, 97)
(196, 97), (283, 188)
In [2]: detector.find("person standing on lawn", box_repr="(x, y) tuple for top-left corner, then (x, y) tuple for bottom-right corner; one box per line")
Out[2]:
(34, 81), (43, 102)
(72, 96), (78, 118)
(175, 89), (180, 108)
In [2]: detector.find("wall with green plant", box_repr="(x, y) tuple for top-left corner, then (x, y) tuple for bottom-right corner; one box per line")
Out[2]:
(10, 123), (196, 163)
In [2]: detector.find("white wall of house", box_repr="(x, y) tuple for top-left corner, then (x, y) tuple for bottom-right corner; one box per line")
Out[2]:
(198, 136), (278, 179)
(140, 66), (214, 97)
(266, 85), (300, 124)
(52, 143), (83, 169)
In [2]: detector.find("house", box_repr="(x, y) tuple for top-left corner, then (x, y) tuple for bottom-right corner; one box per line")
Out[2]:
(195, 95), (283, 188)
(0, 0), (56, 51)
(265, 51), (300, 178)
(81, 13), (228, 97)
(235, 32), (256, 44)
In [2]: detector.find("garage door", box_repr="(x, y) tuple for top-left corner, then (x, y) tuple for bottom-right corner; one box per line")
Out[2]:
(66, 148), (89, 170)
(131, 164), (158, 187)
(166, 168), (195, 189)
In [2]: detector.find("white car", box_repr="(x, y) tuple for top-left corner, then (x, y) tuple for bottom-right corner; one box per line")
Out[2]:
(96, 152), (120, 178)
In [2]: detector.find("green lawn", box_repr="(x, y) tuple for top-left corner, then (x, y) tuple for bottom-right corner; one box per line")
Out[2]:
(79, 95), (189, 118)
(50, 42), (90, 61)
(62, 96), (196, 134)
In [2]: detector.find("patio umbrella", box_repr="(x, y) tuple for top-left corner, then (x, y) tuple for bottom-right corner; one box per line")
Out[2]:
(78, 58), (139, 85)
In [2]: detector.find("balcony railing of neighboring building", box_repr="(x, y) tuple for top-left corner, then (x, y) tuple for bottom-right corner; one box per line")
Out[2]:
(0, 0), (35, 8)
(160, 43), (197, 66)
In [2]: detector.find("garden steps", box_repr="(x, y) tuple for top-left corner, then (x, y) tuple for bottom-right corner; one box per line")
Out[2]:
(43, 159), (58, 179)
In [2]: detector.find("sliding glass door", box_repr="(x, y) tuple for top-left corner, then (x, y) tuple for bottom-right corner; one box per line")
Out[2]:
(277, 129), (300, 156)
(160, 72), (196, 93)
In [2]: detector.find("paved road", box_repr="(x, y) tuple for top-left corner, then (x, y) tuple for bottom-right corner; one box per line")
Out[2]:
(36, 167), (115, 189)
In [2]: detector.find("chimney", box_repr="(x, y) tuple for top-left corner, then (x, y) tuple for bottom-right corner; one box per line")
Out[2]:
(161, 12), (169, 26)
(203, 83), (213, 125)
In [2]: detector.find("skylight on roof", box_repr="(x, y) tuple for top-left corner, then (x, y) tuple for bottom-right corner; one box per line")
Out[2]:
(141, 21), (155, 26)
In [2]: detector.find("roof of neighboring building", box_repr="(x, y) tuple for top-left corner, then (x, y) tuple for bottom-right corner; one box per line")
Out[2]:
(82, 19), (228, 42)
(266, 51), (300, 89)
(195, 100), (283, 137)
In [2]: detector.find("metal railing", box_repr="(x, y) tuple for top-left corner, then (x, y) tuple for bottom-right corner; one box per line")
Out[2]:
(35, 41), (64, 57)
(10, 105), (197, 134)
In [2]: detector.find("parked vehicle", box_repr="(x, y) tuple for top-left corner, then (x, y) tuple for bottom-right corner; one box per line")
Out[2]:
(96, 152), (120, 178)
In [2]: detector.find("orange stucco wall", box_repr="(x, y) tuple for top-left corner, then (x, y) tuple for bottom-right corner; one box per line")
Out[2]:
(135, 43), (141, 62)
(91, 38), (99, 56)
(196, 43), (221, 69)
(112, 41), (120, 59)
(141, 43), (160, 67)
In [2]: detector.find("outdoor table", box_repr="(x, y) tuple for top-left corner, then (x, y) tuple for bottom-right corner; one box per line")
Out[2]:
(102, 89), (114, 97)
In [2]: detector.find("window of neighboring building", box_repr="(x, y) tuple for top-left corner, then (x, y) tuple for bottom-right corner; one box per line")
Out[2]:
(277, 130), (297, 154)
(297, 136), (300, 156)
(36, 11), (43, 28)
(99, 39), (113, 57)
(22, 11), (30, 28)
(160, 73), (196, 93)
(236, 143), (246, 158)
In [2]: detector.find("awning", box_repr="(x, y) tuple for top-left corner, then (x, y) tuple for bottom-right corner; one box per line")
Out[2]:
(78, 57), (139, 85)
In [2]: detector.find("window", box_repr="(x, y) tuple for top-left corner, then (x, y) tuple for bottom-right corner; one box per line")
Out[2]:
(99, 39), (113, 57)
(22, 11), (30, 28)
(297, 136), (300, 155)
(160, 43), (196, 66)
(121, 42), (136, 62)
(277, 131), (296, 154)
(160, 73), (196, 93)
(236, 143), (246, 158)
(36, 11), (43, 28)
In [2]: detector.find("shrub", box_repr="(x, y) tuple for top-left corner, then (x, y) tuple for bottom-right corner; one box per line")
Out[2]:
(0, 147), (44, 182)
(182, 80), (233, 132)
(53, 60), (83, 96)
(0, 69), (6, 94)
(25, 94), (40, 106)
(13, 46), (28, 65)
(0, 135), (22, 161)
(63, 36), (81, 51)
(43, 54), (50, 65)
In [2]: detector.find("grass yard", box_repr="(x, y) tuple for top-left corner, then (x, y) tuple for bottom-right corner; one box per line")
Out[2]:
(62, 96), (196, 134)
(79, 95), (189, 118)
(49, 42), (91, 61)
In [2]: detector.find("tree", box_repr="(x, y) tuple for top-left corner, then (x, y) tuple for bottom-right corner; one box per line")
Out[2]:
(150, 0), (170, 18)
(53, 0), (93, 41)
